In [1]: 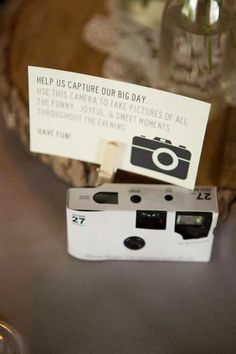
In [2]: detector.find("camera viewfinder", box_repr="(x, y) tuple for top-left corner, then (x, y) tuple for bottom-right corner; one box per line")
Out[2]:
(136, 210), (167, 230)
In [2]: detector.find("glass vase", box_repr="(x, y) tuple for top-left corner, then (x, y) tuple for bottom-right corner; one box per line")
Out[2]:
(158, 0), (235, 101)
(0, 322), (25, 354)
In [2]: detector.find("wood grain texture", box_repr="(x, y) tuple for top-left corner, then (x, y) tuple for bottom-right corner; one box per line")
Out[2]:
(220, 108), (236, 189)
(197, 102), (230, 186)
(9, 0), (107, 102)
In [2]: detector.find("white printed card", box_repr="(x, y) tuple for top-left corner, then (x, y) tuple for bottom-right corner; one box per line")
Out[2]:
(28, 66), (211, 189)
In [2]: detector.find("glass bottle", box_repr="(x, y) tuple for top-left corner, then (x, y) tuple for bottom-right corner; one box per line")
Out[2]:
(158, 0), (235, 101)
(0, 321), (25, 353)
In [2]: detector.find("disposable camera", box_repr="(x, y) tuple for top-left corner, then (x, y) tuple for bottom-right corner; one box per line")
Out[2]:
(131, 136), (191, 179)
(66, 184), (218, 262)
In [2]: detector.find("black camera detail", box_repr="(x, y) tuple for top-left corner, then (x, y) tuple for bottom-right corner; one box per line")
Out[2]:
(131, 136), (191, 180)
(175, 212), (212, 239)
(136, 210), (167, 230)
(124, 236), (145, 250)
(130, 195), (142, 203)
(93, 192), (118, 204)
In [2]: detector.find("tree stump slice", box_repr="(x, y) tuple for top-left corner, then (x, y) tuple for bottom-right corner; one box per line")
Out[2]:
(1, 0), (107, 187)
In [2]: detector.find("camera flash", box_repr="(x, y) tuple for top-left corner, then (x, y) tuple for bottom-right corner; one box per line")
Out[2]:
(176, 215), (204, 226)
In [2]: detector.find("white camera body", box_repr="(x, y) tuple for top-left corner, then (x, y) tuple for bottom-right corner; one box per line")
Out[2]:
(66, 184), (218, 262)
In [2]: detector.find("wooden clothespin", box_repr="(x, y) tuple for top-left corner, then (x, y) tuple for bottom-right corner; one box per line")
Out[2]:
(95, 141), (120, 186)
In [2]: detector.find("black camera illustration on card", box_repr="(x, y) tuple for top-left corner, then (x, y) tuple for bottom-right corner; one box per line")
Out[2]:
(131, 136), (191, 180)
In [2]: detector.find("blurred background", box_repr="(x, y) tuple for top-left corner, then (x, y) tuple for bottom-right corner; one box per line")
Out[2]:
(0, 2), (236, 353)
(0, 0), (235, 190)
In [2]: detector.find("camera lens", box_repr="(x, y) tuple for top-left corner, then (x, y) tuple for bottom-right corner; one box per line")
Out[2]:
(158, 152), (173, 166)
(124, 236), (145, 250)
(152, 148), (179, 171)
